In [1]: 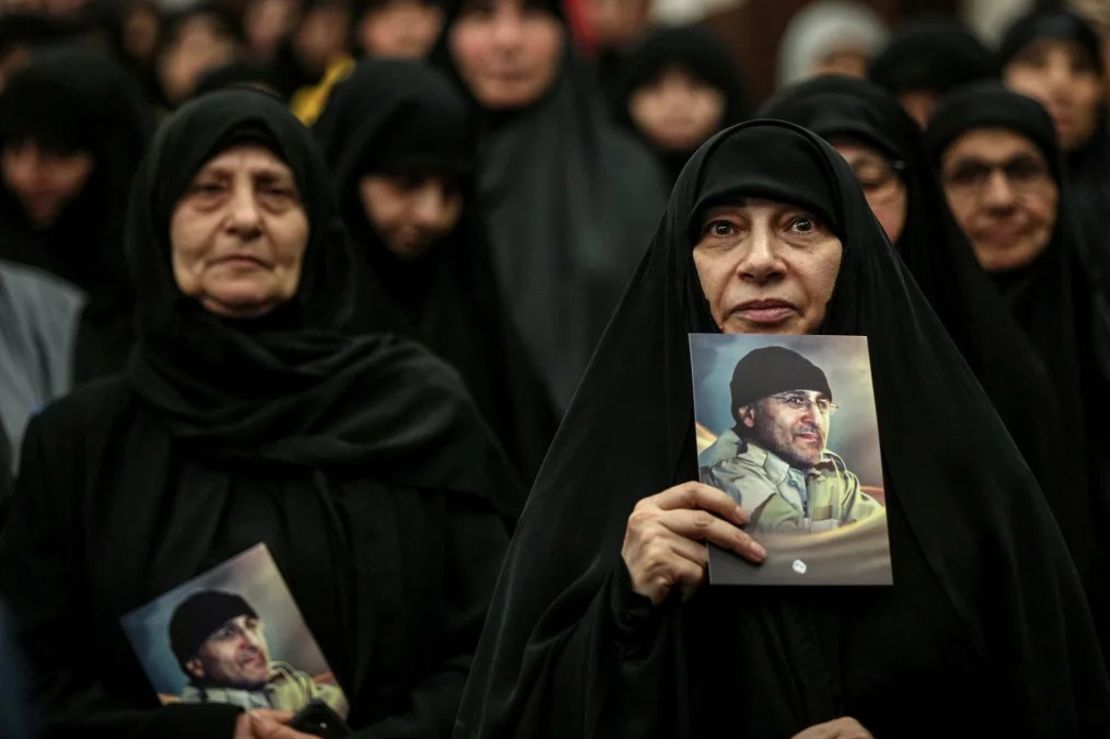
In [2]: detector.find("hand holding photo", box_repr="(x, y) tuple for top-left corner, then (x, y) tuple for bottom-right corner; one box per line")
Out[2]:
(121, 544), (350, 716)
(690, 334), (893, 585)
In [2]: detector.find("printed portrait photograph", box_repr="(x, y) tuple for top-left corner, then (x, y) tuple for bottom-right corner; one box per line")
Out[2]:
(120, 543), (349, 716)
(690, 333), (893, 586)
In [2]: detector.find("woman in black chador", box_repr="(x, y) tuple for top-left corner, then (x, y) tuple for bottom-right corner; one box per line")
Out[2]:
(0, 45), (150, 382)
(315, 58), (557, 482)
(433, 0), (668, 410)
(0, 89), (521, 738)
(999, 7), (1110, 289)
(926, 80), (1110, 658)
(759, 74), (1098, 610)
(453, 120), (1110, 738)
(614, 24), (750, 186)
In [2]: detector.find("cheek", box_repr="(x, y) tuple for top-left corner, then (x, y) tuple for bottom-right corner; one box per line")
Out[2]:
(449, 25), (486, 76)
(692, 251), (728, 316)
(868, 193), (907, 243)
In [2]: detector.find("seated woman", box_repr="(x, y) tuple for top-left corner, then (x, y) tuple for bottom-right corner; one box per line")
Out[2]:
(454, 120), (1110, 738)
(315, 58), (557, 482)
(615, 24), (750, 186)
(0, 88), (521, 738)
(759, 75), (1096, 603)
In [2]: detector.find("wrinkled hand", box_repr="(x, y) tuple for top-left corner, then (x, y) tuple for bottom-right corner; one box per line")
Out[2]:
(791, 717), (874, 739)
(232, 710), (319, 739)
(621, 481), (766, 606)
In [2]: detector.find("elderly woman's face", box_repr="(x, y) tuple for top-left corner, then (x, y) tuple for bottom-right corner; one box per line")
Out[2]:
(170, 144), (308, 318)
(939, 128), (1057, 273)
(693, 198), (843, 335)
(448, 0), (564, 110)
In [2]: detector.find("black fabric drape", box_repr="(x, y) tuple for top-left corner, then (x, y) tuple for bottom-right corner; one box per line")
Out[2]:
(0, 88), (522, 738)
(432, 8), (669, 410)
(454, 120), (1110, 739)
(0, 45), (149, 382)
(613, 24), (750, 185)
(314, 58), (557, 483)
(868, 19), (996, 98)
(757, 75), (1095, 590)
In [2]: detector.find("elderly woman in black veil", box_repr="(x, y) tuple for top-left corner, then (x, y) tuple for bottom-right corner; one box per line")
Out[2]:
(758, 74), (1099, 620)
(0, 89), (521, 738)
(315, 58), (557, 482)
(453, 119), (1110, 739)
(433, 0), (668, 410)
(926, 81), (1110, 654)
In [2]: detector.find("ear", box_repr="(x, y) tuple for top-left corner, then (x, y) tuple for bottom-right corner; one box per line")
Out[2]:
(737, 404), (756, 429)
(184, 657), (205, 680)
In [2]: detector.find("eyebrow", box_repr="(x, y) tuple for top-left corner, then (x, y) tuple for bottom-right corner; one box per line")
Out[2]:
(195, 163), (296, 181)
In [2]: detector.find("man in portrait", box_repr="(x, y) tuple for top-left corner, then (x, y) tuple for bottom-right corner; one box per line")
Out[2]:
(169, 590), (347, 715)
(699, 346), (883, 534)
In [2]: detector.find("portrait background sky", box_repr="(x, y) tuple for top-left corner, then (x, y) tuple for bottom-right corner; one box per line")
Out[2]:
(120, 543), (341, 698)
(690, 333), (884, 488)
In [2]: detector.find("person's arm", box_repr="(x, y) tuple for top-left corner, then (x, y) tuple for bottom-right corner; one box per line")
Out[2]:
(0, 413), (244, 739)
(838, 471), (884, 524)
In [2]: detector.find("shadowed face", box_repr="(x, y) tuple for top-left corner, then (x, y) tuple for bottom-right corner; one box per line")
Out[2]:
(448, 0), (564, 110)
(738, 388), (832, 468)
(184, 614), (271, 689)
(1, 140), (94, 228)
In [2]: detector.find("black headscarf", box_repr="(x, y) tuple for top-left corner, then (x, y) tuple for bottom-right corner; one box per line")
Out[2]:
(926, 79), (1110, 656)
(455, 120), (1109, 737)
(0, 45), (150, 381)
(999, 6), (1110, 303)
(433, 0), (669, 410)
(614, 24), (750, 184)
(124, 87), (521, 518)
(757, 75), (1092, 572)
(314, 58), (557, 481)
(869, 19), (996, 98)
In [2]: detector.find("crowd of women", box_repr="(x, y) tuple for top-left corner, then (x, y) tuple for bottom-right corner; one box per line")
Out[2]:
(0, 0), (1108, 736)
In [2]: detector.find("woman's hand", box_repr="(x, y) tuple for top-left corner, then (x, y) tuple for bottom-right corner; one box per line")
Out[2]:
(791, 717), (874, 739)
(621, 481), (766, 606)
(232, 710), (319, 739)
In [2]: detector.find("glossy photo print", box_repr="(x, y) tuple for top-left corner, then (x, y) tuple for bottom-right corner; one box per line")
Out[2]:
(120, 543), (349, 716)
(690, 333), (892, 585)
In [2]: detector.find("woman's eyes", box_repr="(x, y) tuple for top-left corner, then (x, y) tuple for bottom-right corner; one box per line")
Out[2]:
(706, 220), (737, 237)
(786, 214), (820, 234)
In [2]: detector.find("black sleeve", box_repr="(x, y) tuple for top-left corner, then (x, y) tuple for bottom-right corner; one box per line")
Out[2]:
(353, 498), (509, 739)
(0, 414), (243, 739)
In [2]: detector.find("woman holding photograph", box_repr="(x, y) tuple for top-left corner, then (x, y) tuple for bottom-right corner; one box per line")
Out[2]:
(0, 88), (522, 739)
(454, 120), (1110, 738)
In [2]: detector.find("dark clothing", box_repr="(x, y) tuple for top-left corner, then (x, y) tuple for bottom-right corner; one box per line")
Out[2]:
(614, 24), (750, 185)
(758, 75), (1095, 597)
(868, 19), (996, 98)
(0, 45), (148, 382)
(435, 14), (669, 410)
(454, 120), (1110, 738)
(0, 89), (521, 739)
(315, 59), (557, 482)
